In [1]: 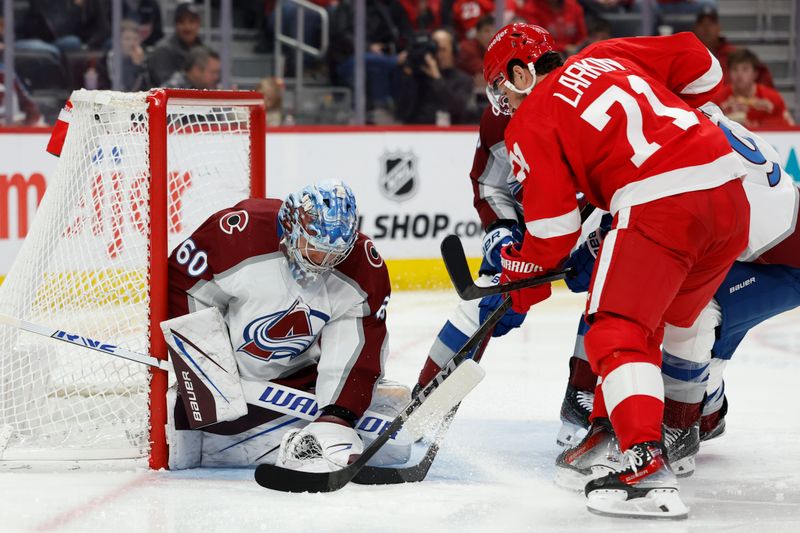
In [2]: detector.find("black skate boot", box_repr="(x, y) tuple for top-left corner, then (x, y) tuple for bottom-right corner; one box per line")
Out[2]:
(585, 441), (689, 519)
(557, 385), (594, 447)
(664, 423), (700, 478)
(700, 396), (728, 442)
(554, 417), (621, 491)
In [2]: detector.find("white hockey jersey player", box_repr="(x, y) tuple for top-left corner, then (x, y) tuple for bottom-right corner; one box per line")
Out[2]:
(166, 181), (400, 470)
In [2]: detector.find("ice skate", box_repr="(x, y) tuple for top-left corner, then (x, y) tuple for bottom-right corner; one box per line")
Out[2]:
(556, 385), (594, 447)
(585, 441), (689, 520)
(554, 417), (621, 491)
(664, 423), (700, 477)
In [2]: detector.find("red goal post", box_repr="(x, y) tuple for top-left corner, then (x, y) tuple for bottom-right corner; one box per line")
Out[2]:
(0, 89), (265, 469)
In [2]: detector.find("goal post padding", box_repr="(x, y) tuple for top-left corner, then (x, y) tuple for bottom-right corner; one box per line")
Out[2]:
(0, 89), (265, 468)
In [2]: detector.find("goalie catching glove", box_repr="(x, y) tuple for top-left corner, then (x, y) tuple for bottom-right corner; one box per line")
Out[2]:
(277, 417), (364, 473)
(500, 243), (551, 313)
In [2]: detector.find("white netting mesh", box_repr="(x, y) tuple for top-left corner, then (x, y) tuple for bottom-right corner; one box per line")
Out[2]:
(0, 90), (257, 461)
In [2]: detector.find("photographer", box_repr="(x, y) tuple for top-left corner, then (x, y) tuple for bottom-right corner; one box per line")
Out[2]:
(396, 28), (476, 125)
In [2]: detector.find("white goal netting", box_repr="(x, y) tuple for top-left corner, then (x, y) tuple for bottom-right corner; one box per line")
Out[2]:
(0, 90), (261, 463)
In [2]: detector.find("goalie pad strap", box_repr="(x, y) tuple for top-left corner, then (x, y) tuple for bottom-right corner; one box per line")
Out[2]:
(320, 405), (358, 426)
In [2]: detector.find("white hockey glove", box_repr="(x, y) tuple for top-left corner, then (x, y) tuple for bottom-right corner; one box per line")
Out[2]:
(276, 420), (364, 473)
(161, 307), (248, 429)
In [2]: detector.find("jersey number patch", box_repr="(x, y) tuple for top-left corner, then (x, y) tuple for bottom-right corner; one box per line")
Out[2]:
(580, 75), (699, 167)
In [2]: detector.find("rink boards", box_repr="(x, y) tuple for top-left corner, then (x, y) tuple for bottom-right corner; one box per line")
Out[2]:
(1, 127), (799, 290)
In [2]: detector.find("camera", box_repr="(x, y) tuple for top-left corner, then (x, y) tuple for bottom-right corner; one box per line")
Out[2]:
(406, 33), (439, 75)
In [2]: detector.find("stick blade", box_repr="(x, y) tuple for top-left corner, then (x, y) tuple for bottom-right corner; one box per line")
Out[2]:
(254, 463), (356, 493)
(404, 360), (485, 440)
(440, 235), (476, 299)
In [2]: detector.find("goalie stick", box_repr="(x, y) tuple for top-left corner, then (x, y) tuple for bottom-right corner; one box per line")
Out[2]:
(442, 204), (597, 300)
(253, 298), (512, 493)
(0, 313), (171, 371)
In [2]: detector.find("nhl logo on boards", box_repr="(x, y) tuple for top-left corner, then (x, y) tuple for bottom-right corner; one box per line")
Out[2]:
(379, 150), (418, 202)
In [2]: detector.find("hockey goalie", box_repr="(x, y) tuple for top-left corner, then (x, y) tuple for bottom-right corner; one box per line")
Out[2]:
(162, 180), (411, 471)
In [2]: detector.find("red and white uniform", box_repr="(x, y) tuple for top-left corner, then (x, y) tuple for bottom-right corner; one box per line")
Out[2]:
(169, 198), (391, 421)
(506, 33), (750, 450)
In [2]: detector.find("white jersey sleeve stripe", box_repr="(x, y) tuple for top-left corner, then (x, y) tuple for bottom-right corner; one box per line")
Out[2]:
(525, 206), (581, 239)
(602, 362), (664, 416)
(680, 49), (722, 95)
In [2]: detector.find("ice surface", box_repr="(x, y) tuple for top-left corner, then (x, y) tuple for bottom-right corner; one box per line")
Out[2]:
(1, 289), (799, 532)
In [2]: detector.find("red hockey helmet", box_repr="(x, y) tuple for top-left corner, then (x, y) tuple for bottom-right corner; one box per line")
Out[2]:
(483, 24), (555, 115)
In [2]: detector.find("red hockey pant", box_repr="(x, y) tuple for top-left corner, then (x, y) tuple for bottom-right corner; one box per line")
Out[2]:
(583, 180), (749, 451)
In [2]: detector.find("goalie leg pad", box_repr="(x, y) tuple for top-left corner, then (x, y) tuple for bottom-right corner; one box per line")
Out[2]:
(161, 307), (247, 429)
(167, 386), (202, 470)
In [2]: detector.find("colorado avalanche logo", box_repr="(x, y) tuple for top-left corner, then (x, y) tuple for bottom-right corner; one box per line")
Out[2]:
(237, 300), (330, 361)
(220, 210), (249, 235)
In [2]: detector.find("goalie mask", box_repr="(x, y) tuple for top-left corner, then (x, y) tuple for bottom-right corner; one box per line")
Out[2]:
(483, 23), (555, 115)
(279, 180), (358, 284)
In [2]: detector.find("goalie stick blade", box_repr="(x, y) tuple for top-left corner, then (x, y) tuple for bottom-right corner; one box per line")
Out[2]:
(254, 462), (361, 493)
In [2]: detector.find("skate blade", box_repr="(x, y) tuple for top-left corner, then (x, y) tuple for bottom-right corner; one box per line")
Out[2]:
(586, 488), (689, 520)
(671, 455), (695, 478)
(556, 422), (588, 448)
(554, 464), (614, 492)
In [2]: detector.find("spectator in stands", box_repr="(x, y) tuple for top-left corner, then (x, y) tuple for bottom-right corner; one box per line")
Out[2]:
(163, 47), (220, 90)
(258, 77), (285, 126)
(516, 0), (587, 55)
(657, 0), (716, 16)
(0, 70), (43, 125)
(693, 6), (774, 87)
(149, 2), (208, 86)
(456, 14), (495, 89)
(452, 0), (513, 40)
(396, 28), (476, 124)
(120, 0), (165, 48)
(16, 0), (110, 59)
(577, 0), (634, 25)
(399, 0), (442, 32)
(713, 48), (794, 128)
(330, 0), (413, 118)
(98, 19), (152, 92)
(576, 15), (611, 52)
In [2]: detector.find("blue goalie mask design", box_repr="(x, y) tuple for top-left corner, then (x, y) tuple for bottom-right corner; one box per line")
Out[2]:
(278, 180), (359, 283)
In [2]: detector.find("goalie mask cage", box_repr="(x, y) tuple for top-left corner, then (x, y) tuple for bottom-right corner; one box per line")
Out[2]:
(0, 89), (265, 469)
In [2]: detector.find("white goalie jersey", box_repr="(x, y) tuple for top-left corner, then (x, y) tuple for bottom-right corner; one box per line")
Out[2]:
(168, 198), (391, 419)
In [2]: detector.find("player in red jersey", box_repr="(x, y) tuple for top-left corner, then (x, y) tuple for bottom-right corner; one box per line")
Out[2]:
(483, 24), (750, 519)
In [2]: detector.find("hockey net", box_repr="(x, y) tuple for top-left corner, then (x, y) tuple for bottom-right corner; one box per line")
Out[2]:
(0, 89), (265, 467)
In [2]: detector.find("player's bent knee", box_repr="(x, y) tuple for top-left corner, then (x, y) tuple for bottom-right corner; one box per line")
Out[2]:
(584, 314), (652, 372)
(662, 300), (721, 364)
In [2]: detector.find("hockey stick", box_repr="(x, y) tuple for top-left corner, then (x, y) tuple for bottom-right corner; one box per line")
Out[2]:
(352, 333), (493, 485)
(0, 313), (171, 371)
(442, 204), (597, 300)
(253, 298), (511, 493)
(441, 235), (573, 300)
(351, 404), (458, 485)
(0, 312), (406, 440)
